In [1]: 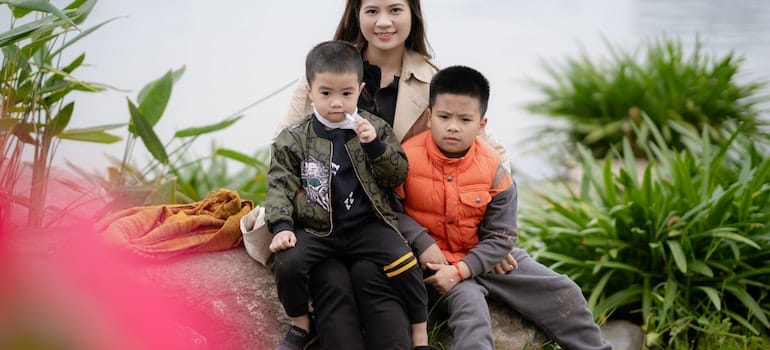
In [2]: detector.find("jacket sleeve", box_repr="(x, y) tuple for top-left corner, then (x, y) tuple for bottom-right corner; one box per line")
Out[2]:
(265, 130), (303, 234)
(366, 118), (408, 188)
(396, 211), (437, 256)
(272, 74), (311, 141)
(461, 166), (518, 277)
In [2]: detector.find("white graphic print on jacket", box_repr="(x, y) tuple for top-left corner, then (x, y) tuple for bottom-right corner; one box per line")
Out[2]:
(301, 156), (330, 211)
(344, 192), (354, 210)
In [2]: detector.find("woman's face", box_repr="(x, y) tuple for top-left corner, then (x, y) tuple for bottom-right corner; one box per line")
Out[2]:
(358, 0), (412, 54)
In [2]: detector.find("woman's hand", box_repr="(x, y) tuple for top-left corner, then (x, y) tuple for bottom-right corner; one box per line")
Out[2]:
(491, 253), (517, 274)
(354, 118), (377, 143)
(424, 262), (460, 294)
(269, 230), (296, 252)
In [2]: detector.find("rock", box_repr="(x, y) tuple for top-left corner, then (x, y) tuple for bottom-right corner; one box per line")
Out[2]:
(601, 320), (644, 350)
(140, 247), (551, 350)
(431, 298), (550, 349)
(138, 247), (288, 350)
(489, 299), (550, 350)
(2, 226), (561, 350)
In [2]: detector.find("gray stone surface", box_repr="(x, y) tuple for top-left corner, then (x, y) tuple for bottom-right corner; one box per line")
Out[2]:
(602, 320), (644, 350)
(142, 247), (550, 349)
(139, 247), (288, 350)
(432, 298), (550, 349)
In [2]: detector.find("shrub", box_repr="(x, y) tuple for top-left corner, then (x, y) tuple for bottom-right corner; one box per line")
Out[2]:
(527, 36), (769, 158)
(520, 116), (770, 348)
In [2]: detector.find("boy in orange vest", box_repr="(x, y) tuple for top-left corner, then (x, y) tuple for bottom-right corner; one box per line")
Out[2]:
(396, 66), (610, 350)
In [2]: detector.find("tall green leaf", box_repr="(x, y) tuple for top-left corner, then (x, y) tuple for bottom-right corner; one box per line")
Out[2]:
(50, 17), (121, 57)
(174, 115), (242, 138)
(3, 0), (77, 27)
(695, 286), (721, 311)
(666, 240), (687, 274)
(0, 15), (57, 47)
(724, 285), (770, 329)
(49, 101), (74, 135)
(59, 130), (121, 143)
(136, 70), (174, 128)
(127, 98), (167, 164)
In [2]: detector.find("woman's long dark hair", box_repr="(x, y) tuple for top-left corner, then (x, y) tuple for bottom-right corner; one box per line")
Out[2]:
(333, 0), (431, 57)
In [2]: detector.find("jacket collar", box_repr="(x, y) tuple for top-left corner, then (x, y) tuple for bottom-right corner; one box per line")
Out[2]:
(401, 50), (435, 84)
(393, 51), (437, 142)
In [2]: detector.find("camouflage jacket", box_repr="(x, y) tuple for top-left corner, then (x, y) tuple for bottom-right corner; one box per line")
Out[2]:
(266, 110), (408, 237)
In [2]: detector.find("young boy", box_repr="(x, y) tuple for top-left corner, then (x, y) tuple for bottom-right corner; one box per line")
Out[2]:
(396, 66), (611, 350)
(266, 40), (429, 350)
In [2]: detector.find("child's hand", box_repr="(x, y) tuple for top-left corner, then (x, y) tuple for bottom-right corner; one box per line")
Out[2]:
(353, 118), (376, 143)
(423, 262), (459, 294)
(418, 243), (447, 269)
(491, 253), (517, 274)
(269, 230), (296, 252)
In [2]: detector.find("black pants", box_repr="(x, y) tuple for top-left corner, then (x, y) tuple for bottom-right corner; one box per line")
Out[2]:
(309, 259), (412, 350)
(274, 221), (427, 325)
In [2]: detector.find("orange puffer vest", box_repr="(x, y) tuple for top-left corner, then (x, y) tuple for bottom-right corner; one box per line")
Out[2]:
(400, 131), (502, 263)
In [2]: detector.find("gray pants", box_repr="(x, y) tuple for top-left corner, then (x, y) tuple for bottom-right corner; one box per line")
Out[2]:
(439, 248), (611, 350)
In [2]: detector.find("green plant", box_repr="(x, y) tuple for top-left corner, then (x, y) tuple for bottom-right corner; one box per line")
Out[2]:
(68, 66), (249, 209)
(527, 36), (769, 158)
(519, 116), (770, 348)
(164, 144), (269, 204)
(427, 295), (449, 350)
(1, 0), (122, 227)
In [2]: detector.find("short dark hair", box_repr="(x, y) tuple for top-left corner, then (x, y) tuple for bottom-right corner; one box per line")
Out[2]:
(305, 40), (364, 84)
(429, 65), (490, 116)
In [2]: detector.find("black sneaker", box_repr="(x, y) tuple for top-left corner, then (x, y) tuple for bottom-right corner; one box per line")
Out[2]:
(276, 325), (318, 350)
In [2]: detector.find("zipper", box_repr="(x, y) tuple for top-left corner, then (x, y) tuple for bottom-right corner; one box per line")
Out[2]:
(344, 143), (406, 243)
(323, 139), (334, 236)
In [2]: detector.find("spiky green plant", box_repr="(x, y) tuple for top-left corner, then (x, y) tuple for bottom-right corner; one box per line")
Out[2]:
(520, 115), (770, 348)
(527, 36), (769, 158)
(1, 0), (122, 227)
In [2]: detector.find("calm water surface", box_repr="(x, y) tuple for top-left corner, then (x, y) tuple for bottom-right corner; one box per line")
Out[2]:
(8, 0), (767, 180)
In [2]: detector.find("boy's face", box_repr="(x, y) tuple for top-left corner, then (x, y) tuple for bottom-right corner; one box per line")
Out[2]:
(427, 93), (487, 157)
(306, 71), (364, 123)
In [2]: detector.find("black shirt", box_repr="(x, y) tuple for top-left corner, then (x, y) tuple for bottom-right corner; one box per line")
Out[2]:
(312, 119), (374, 234)
(359, 60), (399, 127)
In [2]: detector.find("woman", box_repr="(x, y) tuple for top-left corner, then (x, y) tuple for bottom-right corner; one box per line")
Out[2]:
(275, 1), (513, 348)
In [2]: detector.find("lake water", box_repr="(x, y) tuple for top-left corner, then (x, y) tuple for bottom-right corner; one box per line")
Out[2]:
(5, 0), (770, 180)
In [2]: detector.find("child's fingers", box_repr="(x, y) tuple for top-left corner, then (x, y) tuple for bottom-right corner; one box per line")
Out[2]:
(505, 254), (518, 269)
(269, 232), (296, 252)
(423, 275), (436, 285)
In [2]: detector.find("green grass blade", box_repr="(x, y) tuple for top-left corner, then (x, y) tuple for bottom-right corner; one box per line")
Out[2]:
(666, 240), (688, 274)
(695, 286), (721, 311)
(724, 285), (770, 328)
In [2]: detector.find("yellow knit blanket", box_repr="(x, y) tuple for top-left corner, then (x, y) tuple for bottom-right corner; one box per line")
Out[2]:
(94, 189), (253, 259)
